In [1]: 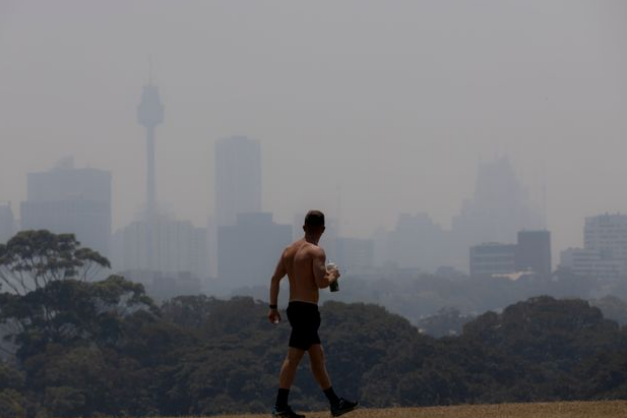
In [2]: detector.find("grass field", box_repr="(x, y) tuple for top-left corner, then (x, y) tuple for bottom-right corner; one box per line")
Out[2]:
(205, 401), (627, 418)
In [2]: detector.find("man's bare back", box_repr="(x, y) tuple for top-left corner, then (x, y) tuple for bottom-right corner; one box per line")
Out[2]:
(282, 239), (329, 305)
(268, 220), (340, 321)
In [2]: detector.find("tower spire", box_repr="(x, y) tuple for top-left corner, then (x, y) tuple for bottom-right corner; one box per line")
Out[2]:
(137, 69), (164, 218)
(149, 54), (153, 85)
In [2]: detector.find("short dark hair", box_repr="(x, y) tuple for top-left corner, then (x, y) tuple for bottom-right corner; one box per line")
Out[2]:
(304, 210), (325, 228)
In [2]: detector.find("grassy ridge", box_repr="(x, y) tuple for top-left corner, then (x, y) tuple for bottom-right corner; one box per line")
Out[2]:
(204, 401), (627, 418)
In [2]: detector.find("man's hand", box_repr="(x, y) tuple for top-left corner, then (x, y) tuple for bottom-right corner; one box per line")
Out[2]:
(268, 308), (281, 324)
(327, 265), (341, 283)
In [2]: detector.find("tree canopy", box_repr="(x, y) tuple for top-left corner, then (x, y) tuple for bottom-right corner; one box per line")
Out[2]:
(0, 231), (625, 417)
(0, 230), (109, 295)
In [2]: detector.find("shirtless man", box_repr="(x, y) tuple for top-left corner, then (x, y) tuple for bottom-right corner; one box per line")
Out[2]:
(268, 210), (358, 418)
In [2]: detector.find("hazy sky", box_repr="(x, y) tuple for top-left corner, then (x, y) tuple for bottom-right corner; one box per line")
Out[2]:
(1, 1), (626, 255)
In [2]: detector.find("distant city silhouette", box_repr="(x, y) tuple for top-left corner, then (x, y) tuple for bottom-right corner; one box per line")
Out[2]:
(2, 84), (625, 302)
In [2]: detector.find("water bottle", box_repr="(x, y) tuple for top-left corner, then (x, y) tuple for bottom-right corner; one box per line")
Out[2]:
(326, 262), (340, 292)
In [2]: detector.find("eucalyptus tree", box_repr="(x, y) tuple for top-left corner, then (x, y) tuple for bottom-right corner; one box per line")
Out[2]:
(0, 230), (110, 295)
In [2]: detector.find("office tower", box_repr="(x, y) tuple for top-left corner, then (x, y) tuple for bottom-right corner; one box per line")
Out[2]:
(469, 243), (517, 278)
(20, 158), (111, 257)
(112, 215), (209, 281)
(515, 230), (551, 277)
(215, 136), (261, 227)
(559, 248), (622, 281)
(584, 214), (627, 262)
(218, 213), (291, 289)
(137, 81), (164, 216)
(0, 202), (15, 244)
(453, 158), (543, 253)
(560, 213), (627, 280)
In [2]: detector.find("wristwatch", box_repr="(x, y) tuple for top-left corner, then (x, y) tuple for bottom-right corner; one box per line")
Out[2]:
(269, 304), (278, 310)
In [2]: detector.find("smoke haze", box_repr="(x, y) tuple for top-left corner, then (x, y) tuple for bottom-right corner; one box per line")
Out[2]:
(1, 0), (626, 256)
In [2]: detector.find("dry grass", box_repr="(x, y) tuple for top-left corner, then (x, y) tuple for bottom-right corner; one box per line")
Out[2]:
(202, 401), (627, 418)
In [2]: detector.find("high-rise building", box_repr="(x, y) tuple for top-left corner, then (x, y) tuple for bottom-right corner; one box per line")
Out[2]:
(560, 213), (627, 280)
(469, 243), (517, 278)
(516, 230), (551, 277)
(215, 136), (261, 227)
(584, 214), (627, 262)
(559, 248), (622, 281)
(112, 215), (209, 281)
(469, 230), (552, 278)
(0, 202), (15, 244)
(453, 158), (543, 269)
(20, 158), (111, 257)
(218, 213), (291, 289)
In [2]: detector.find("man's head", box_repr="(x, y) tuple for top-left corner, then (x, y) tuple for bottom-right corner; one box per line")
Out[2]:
(303, 210), (325, 236)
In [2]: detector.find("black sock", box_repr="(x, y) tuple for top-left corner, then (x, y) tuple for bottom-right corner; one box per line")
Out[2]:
(323, 386), (340, 406)
(276, 388), (290, 409)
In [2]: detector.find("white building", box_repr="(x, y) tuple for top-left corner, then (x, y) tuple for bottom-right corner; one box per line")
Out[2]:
(559, 213), (627, 280)
(560, 248), (623, 281)
(585, 214), (627, 263)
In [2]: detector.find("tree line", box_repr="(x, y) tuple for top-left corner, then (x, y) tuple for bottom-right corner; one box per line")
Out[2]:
(0, 231), (626, 417)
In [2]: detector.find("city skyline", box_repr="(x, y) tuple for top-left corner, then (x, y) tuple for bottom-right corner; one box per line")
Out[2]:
(1, 1), (626, 258)
(0, 148), (580, 269)
(3, 133), (626, 285)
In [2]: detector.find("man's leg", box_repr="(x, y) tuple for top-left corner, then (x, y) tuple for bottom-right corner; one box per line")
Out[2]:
(279, 347), (306, 389)
(308, 344), (358, 417)
(307, 344), (333, 390)
(275, 347), (306, 414)
(309, 344), (340, 406)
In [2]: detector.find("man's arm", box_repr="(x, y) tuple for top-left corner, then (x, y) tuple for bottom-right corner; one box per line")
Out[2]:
(268, 252), (286, 323)
(312, 247), (339, 289)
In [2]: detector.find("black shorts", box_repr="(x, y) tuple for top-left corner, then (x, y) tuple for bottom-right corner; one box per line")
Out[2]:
(286, 301), (321, 350)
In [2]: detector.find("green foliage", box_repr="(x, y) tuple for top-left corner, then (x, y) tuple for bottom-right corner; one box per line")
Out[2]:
(0, 361), (26, 417)
(1, 276), (155, 361)
(0, 230), (110, 295)
(0, 389), (27, 418)
(0, 361), (24, 391)
(0, 238), (626, 418)
(362, 296), (627, 407)
(300, 269), (627, 328)
(160, 294), (218, 329)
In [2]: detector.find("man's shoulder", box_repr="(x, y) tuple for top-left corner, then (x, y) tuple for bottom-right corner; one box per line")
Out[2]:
(303, 243), (325, 258)
(285, 240), (312, 255)
(290, 241), (324, 257)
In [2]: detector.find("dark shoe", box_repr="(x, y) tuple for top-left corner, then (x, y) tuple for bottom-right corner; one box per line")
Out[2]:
(331, 398), (358, 417)
(272, 405), (305, 418)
